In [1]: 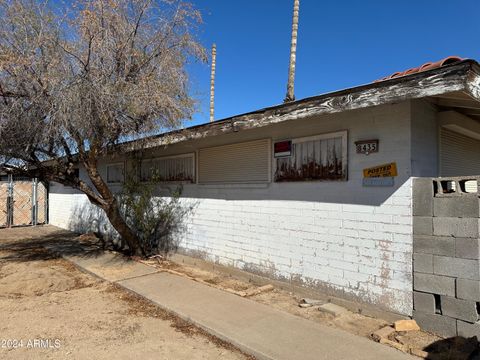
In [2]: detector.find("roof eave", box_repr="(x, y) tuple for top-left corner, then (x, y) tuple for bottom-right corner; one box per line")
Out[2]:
(125, 60), (480, 152)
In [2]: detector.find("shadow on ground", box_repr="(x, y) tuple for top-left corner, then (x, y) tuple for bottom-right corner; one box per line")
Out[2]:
(0, 225), (109, 264)
(421, 336), (480, 360)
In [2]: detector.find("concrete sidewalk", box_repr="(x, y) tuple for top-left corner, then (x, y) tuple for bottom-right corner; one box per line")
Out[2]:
(59, 249), (412, 360)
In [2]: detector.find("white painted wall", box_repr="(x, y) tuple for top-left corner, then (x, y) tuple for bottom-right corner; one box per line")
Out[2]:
(49, 183), (93, 229)
(411, 99), (439, 177)
(49, 101), (416, 315)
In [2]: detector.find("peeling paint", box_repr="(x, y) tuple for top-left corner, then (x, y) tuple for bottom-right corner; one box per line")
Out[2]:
(122, 61), (475, 153)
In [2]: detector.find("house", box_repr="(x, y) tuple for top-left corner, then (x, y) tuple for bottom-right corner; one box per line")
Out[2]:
(48, 57), (480, 336)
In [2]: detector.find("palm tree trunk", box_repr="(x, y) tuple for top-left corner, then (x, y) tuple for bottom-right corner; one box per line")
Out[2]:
(285, 0), (300, 103)
(210, 43), (217, 123)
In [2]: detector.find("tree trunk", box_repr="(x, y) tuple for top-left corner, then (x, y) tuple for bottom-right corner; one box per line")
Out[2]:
(285, 0), (300, 103)
(103, 199), (144, 256)
(82, 155), (143, 256)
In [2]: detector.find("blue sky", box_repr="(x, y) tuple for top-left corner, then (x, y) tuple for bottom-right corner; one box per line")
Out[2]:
(186, 0), (480, 126)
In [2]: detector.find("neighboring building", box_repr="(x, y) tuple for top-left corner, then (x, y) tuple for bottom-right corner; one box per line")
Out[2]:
(48, 58), (480, 334)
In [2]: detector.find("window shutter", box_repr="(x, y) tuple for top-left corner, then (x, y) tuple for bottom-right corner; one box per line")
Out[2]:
(198, 139), (270, 184)
(440, 128), (480, 177)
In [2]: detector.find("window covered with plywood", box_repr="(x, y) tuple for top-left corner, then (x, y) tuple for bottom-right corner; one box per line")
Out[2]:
(198, 139), (271, 184)
(274, 131), (347, 182)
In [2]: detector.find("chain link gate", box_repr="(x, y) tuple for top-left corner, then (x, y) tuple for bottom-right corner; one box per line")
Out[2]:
(0, 175), (48, 228)
(0, 179), (8, 227)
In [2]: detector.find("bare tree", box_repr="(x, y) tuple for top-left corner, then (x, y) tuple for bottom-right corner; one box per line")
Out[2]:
(0, 0), (206, 255)
(284, 0), (300, 103)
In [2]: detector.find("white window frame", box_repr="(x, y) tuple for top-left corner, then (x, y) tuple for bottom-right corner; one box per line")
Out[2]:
(106, 162), (125, 184)
(274, 130), (348, 182)
(140, 152), (195, 183)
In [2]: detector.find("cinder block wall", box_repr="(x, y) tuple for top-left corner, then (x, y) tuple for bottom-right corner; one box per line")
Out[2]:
(49, 102), (417, 316)
(413, 177), (480, 337)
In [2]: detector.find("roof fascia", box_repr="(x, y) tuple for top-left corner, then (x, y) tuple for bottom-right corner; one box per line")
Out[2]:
(125, 61), (476, 152)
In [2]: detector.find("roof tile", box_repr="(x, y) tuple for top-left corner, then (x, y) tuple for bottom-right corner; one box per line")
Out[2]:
(374, 56), (464, 82)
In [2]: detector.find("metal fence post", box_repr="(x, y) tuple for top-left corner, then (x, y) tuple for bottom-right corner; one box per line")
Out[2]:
(32, 178), (38, 226)
(6, 174), (13, 227)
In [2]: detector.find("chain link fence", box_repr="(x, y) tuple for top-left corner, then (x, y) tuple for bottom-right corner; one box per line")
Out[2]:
(0, 175), (48, 228)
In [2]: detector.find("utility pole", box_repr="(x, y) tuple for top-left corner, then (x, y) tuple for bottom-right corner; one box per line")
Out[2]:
(210, 43), (217, 122)
(284, 0), (300, 103)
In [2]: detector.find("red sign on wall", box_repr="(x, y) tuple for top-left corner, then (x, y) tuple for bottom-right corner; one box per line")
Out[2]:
(274, 140), (292, 157)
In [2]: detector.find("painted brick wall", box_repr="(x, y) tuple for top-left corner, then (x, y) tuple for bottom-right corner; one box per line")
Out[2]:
(49, 184), (86, 229)
(180, 181), (413, 315)
(48, 102), (416, 315)
(49, 180), (413, 315)
(49, 181), (120, 240)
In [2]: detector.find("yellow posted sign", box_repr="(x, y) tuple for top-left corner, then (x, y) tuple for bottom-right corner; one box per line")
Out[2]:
(363, 163), (398, 178)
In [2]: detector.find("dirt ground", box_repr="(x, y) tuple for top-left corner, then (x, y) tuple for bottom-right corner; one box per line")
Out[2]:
(139, 245), (479, 359)
(0, 226), (250, 360)
(1, 225), (478, 360)
(143, 257), (389, 338)
(142, 256), (440, 340)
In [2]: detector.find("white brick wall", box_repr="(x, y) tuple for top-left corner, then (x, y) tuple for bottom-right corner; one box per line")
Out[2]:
(178, 179), (412, 315)
(48, 102), (417, 315)
(49, 183), (87, 229)
(50, 183), (413, 315)
(49, 182), (113, 235)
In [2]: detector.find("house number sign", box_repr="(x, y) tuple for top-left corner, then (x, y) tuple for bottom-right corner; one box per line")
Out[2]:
(355, 139), (379, 155)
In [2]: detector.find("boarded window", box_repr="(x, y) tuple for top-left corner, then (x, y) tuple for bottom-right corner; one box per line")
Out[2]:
(141, 153), (195, 182)
(106, 163), (125, 184)
(274, 131), (347, 182)
(198, 139), (270, 184)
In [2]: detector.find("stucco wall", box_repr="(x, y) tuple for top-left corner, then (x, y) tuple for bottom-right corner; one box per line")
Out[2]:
(49, 101), (416, 315)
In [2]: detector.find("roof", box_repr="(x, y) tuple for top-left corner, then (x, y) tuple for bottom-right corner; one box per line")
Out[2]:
(374, 56), (465, 82)
(123, 59), (480, 152)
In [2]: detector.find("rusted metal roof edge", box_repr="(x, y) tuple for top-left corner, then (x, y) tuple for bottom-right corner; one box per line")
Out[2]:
(123, 59), (480, 152)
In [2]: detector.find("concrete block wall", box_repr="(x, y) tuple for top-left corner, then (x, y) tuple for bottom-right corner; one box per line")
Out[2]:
(48, 102), (417, 316)
(413, 177), (480, 337)
(49, 181), (121, 243)
(181, 180), (413, 316)
(49, 178), (415, 316)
